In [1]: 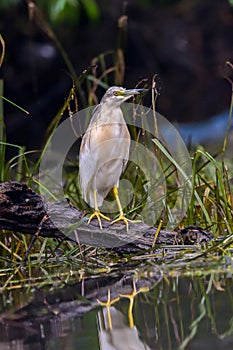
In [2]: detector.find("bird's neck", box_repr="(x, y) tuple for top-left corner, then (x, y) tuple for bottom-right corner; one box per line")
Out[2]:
(99, 104), (124, 124)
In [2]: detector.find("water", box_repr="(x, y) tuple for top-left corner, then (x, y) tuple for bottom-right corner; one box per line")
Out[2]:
(0, 265), (232, 350)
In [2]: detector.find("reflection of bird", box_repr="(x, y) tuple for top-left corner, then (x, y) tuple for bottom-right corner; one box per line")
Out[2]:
(79, 86), (147, 230)
(98, 307), (151, 350)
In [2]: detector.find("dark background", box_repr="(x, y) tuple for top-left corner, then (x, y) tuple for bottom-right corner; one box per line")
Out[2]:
(0, 0), (233, 150)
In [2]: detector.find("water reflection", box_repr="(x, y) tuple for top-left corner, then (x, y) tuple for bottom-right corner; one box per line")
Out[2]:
(98, 307), (151, 349)
(0, 267), (232, 350)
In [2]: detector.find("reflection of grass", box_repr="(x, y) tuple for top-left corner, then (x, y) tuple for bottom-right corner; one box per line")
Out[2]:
(134, 272), (233, 350)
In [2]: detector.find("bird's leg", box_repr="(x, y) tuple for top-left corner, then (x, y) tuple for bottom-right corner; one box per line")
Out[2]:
(120, 282), (149, 328)
(88, 190), (110, 229)
(111, 186), (141, 232)
(97, 289), (120, 330)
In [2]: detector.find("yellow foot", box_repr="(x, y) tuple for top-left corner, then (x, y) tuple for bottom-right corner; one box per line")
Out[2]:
(88, 210), (110, 230)
(97, 289), (120, 330)
(111, 214), (141, 232)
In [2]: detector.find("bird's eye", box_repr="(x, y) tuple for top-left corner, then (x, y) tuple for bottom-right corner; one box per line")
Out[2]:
(113, 91), (119, 96)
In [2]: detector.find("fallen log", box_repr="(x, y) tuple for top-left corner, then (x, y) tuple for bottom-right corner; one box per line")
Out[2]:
(0, 181), (212, 249)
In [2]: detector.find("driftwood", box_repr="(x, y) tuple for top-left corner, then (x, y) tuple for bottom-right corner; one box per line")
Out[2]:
(0, 181), (212, 249)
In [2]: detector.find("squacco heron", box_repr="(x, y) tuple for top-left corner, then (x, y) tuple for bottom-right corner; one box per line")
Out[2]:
(79, 86), (147, 231)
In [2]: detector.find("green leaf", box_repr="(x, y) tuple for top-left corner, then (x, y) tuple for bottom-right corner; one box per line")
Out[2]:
(80, 0), (100, 22)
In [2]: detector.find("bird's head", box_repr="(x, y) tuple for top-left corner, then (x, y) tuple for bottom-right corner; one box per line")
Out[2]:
(101, 86), (148, 106)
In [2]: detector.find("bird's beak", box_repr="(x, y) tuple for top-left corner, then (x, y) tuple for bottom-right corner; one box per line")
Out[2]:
(123, 88), (148, 96)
